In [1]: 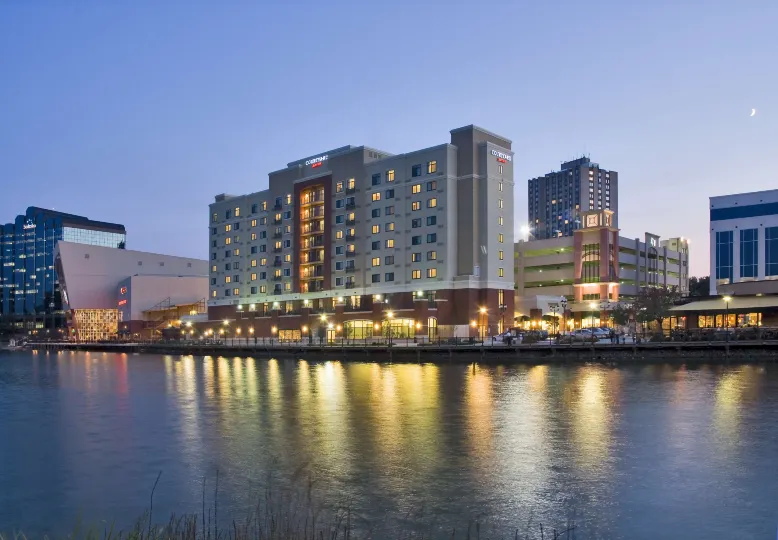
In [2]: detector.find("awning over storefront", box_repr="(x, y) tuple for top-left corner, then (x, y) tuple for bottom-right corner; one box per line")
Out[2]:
(670, 296), (778, 312)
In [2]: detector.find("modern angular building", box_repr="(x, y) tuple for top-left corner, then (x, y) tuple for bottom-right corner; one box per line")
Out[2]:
(207, 125), (515, 339)
(0, 207), (126, 333)
(55, 242), (208, 340)
(528, 157), (618, 240)
(514, 209), (690, 328)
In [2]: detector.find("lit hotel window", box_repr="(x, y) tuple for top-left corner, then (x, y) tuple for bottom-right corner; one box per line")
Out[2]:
(427, 198), (437, 208)
(336, 182), (343, 193)
(412, 184), (421, 194)
(428, 161), (437, 174)
(348, 178), (355, 190)
(251, 273), (257, 281)
(261, 201), (267, 211)
(284, 254), (291, 262)
(498, 199), (504, 209)
(412, 202), (421, 211)
(412, 270), (421, 279)
(499, 250), (504, 260)
(427, 251), (436, 260)
(499, 268), (504, 277)
(386, 239), (394, 248)
(286, 194), (292, 205)
(260, 258), (267, 266)
(427, 268), (437, 278)
(251, 233), (257, 240)
(225, 224), (232, 232)
(234, 248), (240, 255)
(385, 222), (395, 231)
(211, 290), (217, 297)
(412, 253), (421, 262)
(498, 216), (503, 226)
(498, 234), (504, 243)
(372, 192), (381, 202)
(233, 288), (240, 295)
(260, 286), (266, 293)
(372, 225), (380, 234)
(251, 219), (257, 227)
(212, 213), (218, 223)
(387, 170), (395, 182)
(235, 207), (240, 217)
(225, 238), (232, 245)
(372, 257), (381, 267)
(225, 276), (231, 283)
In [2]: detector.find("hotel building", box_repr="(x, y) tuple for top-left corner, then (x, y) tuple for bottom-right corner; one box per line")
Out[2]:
(0, 207), (126, 333)
(208, 125), (515, 339)
(514, 209), (690, 326)
(528, 157), (618, 240)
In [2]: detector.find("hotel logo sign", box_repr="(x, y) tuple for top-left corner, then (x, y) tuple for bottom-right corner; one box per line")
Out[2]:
(305, 155), (328, 168)
(22, 219), (35, 230)
(491, 149), (512, 162)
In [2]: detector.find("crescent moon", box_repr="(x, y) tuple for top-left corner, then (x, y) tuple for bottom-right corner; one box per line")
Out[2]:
(750, 108), (756, 117)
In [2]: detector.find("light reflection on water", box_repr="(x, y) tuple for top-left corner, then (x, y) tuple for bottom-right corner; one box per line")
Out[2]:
(1, 352), (777, 539)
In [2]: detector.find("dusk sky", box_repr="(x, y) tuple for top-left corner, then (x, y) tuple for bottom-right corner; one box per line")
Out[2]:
(1, 1), (775, 277)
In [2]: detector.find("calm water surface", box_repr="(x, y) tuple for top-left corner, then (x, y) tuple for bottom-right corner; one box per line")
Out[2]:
(0, 351), (777, 539)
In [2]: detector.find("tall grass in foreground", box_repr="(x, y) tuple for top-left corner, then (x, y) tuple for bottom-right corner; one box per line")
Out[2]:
(2, 472), (577, 540)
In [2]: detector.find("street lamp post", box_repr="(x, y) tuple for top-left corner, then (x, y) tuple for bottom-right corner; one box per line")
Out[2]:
(271, 325), (277, 345)
(250, 326), (255, 345)
(479, 307), (487, 342)
(386, 311), (394, 347)
(723, 295), (732, 343)
(589, 302), (597, 331)
(550, 303), (559, 337)
(236, 327), (241, 346)
(560, 297), (568, 336)
(302, 325), (308, 345)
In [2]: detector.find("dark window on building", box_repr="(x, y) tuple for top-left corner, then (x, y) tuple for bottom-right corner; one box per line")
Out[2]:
(385, 206), (394, 215)
(372, 174), (381, 186)
(426, 233), (437, 243)
(766, 227), (778, 277)
(740, 228), (758, 279)
(385, 189), (395, 199)
(581, 243), (600, 283)
(250, 286), (257, 294)
(385, 272), (394, 282)
(427, 181), (437, 191)
(412, 236), (421, 245)
(385, 255), (394, 265)
(716, 231), (733, 282)
(412, 165), (422, 177)
(371, 241), (380, 250)
(251, 246), (257, 254)
(372, 208), (380, 218)
(426, 216), (437, 226)
(371, 274), (381, 283)
(251, 203), (258, 213)
(412, 218), (422, 228)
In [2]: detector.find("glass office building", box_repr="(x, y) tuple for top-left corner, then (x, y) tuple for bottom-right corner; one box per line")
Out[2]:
(0, 207), (125, 333)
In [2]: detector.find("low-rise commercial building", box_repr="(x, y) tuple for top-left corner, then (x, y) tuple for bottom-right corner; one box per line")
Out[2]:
(208, 125), (516, 339)
(514, 209), (690, 327)
(54, 242), (208, 340)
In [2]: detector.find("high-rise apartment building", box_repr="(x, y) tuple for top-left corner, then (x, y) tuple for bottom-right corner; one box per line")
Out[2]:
(0, 207), (126, 332)
(528, 157), (618, 240)
(207, 125), (515, 339)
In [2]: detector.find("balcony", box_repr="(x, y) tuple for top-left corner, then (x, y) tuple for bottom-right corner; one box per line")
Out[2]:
(273, 290), (283, 295)
(273, 247), (283, 253)
(273, 203), (282, 211)
(345, 219), (356, 226)
(300, 223), (324, 236)
(301, 238), (325, 250)
(303, 282), (325, 293)
(346, 202), (356, 210)
(273, 232), (283, 239)
(345, 187), (356, 194)
(273, 218), (282, 225)
(345, 281), (356, 288)
(345, 234), (355, 241)
(272, 275), (283, 281)
(273, 260), (283, 267)
(300, 193), (325, 206)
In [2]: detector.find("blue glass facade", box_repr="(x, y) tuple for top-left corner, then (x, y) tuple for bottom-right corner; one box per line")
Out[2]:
(766, 227), (778, 278)
(715, 230), (733, 282)
(739, 228), (758, 279)
(0, 207), (125, 333)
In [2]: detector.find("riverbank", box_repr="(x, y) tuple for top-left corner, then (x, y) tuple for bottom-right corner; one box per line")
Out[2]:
(22, 340), (778, 363)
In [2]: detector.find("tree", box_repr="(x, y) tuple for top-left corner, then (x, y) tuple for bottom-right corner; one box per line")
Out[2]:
(632, 286), (680, 329)
(608, 303), (633, 327)
(542, 314), (558, 334)
(516, 315), (531, 328)
(688, 276), (710, 297)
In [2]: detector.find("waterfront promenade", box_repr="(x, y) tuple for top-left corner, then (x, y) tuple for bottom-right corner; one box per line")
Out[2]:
(22, 338), (778, 363)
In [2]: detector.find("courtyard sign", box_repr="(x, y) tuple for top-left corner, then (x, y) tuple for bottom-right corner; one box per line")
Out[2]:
(491, 149), (512, 162)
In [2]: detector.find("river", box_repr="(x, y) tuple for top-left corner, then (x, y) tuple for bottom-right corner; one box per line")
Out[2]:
(0, 350), (776, 539)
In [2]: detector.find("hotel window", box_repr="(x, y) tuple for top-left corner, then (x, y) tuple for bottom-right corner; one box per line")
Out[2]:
(386, 170), (395, 182)
(385, 206), (394, 215)
(347, 228), (355, 237)
(347, 244), (355, 253)
(372, 208), (381, 218)
(499, 165), (503, 174)
(766, 227), (778, 277)
(385, 272), (394, 281)
(386, 189), (395, 199)
(385, 239), (394, 248)
(275, 269), (282, 278)
(412, 270), (421, 279)
(412, 201), (421, 211)
(225, 289), (231, 297)
(335, 277), (343, 286)
(371, 274), (381, 283)
(499, 250), (504, 260)
(251, 203), (258, 213)
(275, 241), (282, 250)
(284, 283), (291, 291)
(225, 276), (232, 283)
(260, 258), (267, 265)
(371, 241), (380, 250)
(260, 285), (267, 293)
(251, 273), (257, 281)
(498, 233), (504, 243)
(261, 201), (268, 211)
(498, 199), (504, 209)
(251, 233), (257, 241)
(211, 265), (217, 272)
(716, 231), (733, 283)
(226, 209), (232, 219)
(283, 211), (291, 219)
(336, 230), (344, 239)
(336, 199), (344, 209)
(740, 228), (758, 279)
(412, 218), (422, 228)
(212, 290), (217, 298)
(426, 216), (436, 226)
(412, 252), (421, 262)
(385, 255), (394, 265)
(212, 240), (217, 248)
(225, 237), (232, 245)
(427, 198), (437, 208)
(283, 268), (291, 277)
(426, 233), (437, 243)
(251, 219), (257, 227)
(372, 192), (381, 202)
(211, 227), (217, 235)
(427, 251), (436, 260)
(372, 173), (381, 186)
(260, 217), (267, 225)
(286, 194), (292, 205)
(336, 246), (344, 255)
(336, 261), (344, 270)
(427, 161), (437, 174)
(336, 215), (345, 224)
(412, 164), (422, 177)
(427, 268), (437, 278)
(498, 216), (503, 226)
(336, 182), (343, 193)
(235, 207), (240, 217)
(250, 286), (257, 294)
(347, 178), (355, 190)
(372, 225), (380, 234)
(284, 254), (291, 262)
(498, 268), (504, 277)
(251, 259), (257, 267)
(283, 239), (291, 248)
(412, 184), (421, 194)
(225, 224), (232, 232)
(212, 213), (218, 223)
(426, 181), (436, 191)
(412, 236), (421, 245)
(498, 181), (504, 192)
(385, 222), (395, 232)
